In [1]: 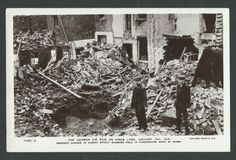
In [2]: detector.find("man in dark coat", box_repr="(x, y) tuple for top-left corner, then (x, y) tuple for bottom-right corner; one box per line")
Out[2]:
(131, 81), (148, 131)
(175, 82), (190, 135)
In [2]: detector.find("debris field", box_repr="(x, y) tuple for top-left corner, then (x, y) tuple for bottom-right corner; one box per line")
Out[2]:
(14, 30), (224, 137)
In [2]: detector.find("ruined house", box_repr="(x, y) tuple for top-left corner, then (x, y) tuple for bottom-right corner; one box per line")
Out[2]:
(94, 14), (223, 71)
(14, 15), (96, 64)
(13, 13), (225, 138)
(14, 14), (223, 71)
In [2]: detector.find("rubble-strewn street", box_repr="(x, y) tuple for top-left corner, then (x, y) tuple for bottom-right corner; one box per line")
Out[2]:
(14, 40), (223, 137)
(14, 14), (224, 137)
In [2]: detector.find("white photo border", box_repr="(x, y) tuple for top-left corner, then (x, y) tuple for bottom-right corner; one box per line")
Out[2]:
(6, 8), (230, 152)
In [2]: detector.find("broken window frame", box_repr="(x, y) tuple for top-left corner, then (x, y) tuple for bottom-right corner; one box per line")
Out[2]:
(124, 14), (132, 31)
(137, 14), (147, 20)
(134, 14), (147, 26)
(97, 35), (107, 44)
(203, 14), (216, 33)
(137, 36), (148, 61)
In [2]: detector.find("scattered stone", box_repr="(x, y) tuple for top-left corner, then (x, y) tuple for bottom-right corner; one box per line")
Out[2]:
(204, 125), (216, 135)
(39, 109), (53, 114)
(160, 127), (168, 132)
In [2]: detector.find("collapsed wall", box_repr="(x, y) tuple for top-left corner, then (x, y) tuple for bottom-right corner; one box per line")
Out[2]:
(162, 35), (199, 62)
(146, 14), (200, 71)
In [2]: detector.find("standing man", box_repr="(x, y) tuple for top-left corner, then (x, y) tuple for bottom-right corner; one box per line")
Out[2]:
(175, 82), (190, 135)
(131, 80), (148, 131)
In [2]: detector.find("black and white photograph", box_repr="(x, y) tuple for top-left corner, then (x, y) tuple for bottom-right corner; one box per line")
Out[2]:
(6, 8), (230, 152)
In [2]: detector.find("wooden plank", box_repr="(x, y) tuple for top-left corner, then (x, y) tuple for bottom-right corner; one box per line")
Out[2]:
(16, 41), (22, 57)
(101, 61), (115, 72)
(179, 46), (187, 61)
(41, 63), (54, 74)
(15, 41), (22, 68)
(57, 15), (68, 42)
(57, 15), (74, 60)
(38, 72), (84, 99)
(112, 91), (124, 97)
(82, 83), (101, 90)
(100, 77), (117, 85)
(118, 71), (126, 84)
(119, 65), (131, 74)
(162, 60), (166, 67)
(146, 89), (163, 118)
(211, 119), (223, 135)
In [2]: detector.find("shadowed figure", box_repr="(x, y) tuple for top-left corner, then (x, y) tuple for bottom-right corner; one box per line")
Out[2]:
(175, 82), (190, 135)
(212, 47), (223, 87)
(192, 46), (214, 88)
(131, 82), (148, 131)
(192, 46), (223, 88)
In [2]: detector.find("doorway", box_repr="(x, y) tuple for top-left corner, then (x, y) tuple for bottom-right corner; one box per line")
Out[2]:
(122, 43), (132, 59)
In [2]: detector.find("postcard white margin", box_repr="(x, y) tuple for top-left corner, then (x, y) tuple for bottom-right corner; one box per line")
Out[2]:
(6, 8), (230, 152)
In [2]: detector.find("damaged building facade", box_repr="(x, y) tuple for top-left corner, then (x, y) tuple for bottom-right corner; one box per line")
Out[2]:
(94, 14), (223, 71)
(14, 14), (223, 71)
(13, 12), (225, 137)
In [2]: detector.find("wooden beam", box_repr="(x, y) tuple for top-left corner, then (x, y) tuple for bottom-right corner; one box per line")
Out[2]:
(211, 119), (223, 135)
(57, 15), (75, 60)
(38, 72), (84, 99)
(15, 41), (22, 67)
(118, 71), (126, 84)
(179, 46), (187, 61)
(16, 41), (22, 56)
(57, 15), (68, 42)
(146, 89), (163, 118)
(41, 63), (54, 74)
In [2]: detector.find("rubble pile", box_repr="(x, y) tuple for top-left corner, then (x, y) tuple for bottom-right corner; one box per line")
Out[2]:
(148, 60), (223, 135)
(14, 31), (223, 136)
(14, 39), (148, 136)
(104, 60), (197, 130)
(147, 59), (198, 124)
(154, 60), (223, 135)
(190, 87), (223, 135)
(45, 45), (143, 97)
(14, 77), (67, 137)
(108, 59), (223, 136)
(13, 29), (65, 51)
(47, 46), (147, 119)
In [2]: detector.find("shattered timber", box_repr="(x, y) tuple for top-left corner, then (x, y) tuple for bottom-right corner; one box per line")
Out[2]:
(13, 14), (224, 137)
